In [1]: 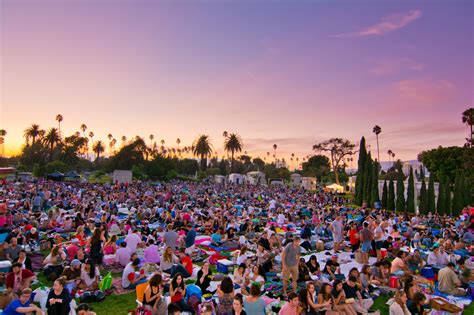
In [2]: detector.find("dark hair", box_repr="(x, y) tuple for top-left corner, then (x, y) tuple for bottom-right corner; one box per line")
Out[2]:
(319, 283), (332, 301)
(77, 303), (93, 311)
(171, 272), (184, 290)
(447, 262), (455, 268)
(55, 276), (67, 287)
(132, 258), (140, 266)
(397, 251), (405, 258)
(249, 283), (261, 297)
(149, 273), (162, 287)
(333, 279), (342, 291)
(84, 258), (96, 279)
(220, 276), (234, 294)
(120, 242), (127, 248)
(12, 262), (22, 269)
(349, 267), (359, 276)
(234, 293), (244, 305)
(288, 291), (298, 301)
(168, 302), (181, 314)
(412, 292), (426, 305)
(348, 275), (357, 283)
(298, 288), (308, 308)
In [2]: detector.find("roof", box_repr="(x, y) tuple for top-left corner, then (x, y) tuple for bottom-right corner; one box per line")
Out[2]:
(65, 171), (80, 178)
(47, 171), (65, 178)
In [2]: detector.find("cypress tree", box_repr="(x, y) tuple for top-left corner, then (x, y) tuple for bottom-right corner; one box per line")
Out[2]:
(355, 137), (367, 206)
(406, 166), (415, 213)
(437, 177), (445, 215)
(453, 172), (463, 216)
(388, 179), (395, 211)
(371, 161), (380, 207)
(427, 173), (436, 213)
(419, 177), (427, 214)
(396, 164), (405, 212)
(363, 153), (373, 206)
(446, 182), (452, 216)
(381, 180), (388, 209)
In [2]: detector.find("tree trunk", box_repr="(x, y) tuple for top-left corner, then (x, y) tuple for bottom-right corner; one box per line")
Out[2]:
(231, 150), (234, 172)
(334, 165), (340, 185)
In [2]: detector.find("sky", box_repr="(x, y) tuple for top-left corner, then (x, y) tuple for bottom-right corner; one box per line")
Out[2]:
(1, 0), (473, 165)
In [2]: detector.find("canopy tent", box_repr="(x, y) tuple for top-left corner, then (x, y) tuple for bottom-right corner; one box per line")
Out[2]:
(46, 171), (65, 181)
(65, 171), (80, 178)
(326, 183), (344, 193)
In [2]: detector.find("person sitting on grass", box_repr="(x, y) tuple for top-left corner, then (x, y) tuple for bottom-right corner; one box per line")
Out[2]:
(122, 258), (147, 290)
(169, 272), (194, 314)
(278, 291), (300, 315)
(61, 259), (82, 293)
(143, 273), (166, 315)
(77, 303), (97, 315)
(3, 288), (42, 315)
(79, 258), (100, 291)
(6, 262), (36, 298)
(167, 303), (181, 315)
(46, 277), (72, 315)
(389, 290), (410, 315)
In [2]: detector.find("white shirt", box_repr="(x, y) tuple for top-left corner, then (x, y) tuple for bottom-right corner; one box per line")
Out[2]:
(277, 214), (286, 225)
(125, 233), (141, 253)
(122, 262), (137, 288)
(389, 302), (410, 315)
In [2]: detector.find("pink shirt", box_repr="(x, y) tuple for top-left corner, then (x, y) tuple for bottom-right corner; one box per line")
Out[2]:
(143, 245), (160, 263)
(278, 303), (298, 315)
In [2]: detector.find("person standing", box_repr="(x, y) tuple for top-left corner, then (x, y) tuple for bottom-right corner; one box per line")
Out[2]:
(331, 217), (343, 253)
(281, 236), (301, 296)
(360, 222), (373, 264)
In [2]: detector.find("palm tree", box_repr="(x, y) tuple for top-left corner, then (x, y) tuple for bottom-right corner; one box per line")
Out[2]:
(93, 140), (105, 162)
(462, 108), (474, 146)
(121, 135), (127, 146)
(111, 138), (117, 154)
(160, 139), (165, 146)
(387, 150), (393, 167)
(80, 124), (87, 138)
(223, 131), (228, 138)
(373, 125), (382, 162)
(273, 144), (277, 162)
(24, 124), (43, 146)
(88, 132), (94, 160)
(224, 133), (243, 172)
(55, 114), (63, 137)
(43, 128), (61, 161)
(176, 138), (181, 149)
(193, 135), (213, 170)
(0, 129), (6, 157)
(149, 134), (154, 147)
(107, 133), (113, 141)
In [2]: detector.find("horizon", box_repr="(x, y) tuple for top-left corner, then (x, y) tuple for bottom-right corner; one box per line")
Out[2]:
(1, 0), (473, 162)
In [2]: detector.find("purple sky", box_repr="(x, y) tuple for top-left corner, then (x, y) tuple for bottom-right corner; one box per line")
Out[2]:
(1, 0), (473, 164)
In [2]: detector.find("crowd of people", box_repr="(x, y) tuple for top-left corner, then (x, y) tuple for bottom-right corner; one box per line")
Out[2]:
(0, 178), (472, 314)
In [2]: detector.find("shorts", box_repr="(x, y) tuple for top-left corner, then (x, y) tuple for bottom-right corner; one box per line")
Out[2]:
(361, 241), (372, 253)
(333, 234), (343, 243)
(375, 241), (384, 250)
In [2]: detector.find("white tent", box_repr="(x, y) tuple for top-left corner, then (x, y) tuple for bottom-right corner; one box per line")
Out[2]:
(326, 183), (344, 193)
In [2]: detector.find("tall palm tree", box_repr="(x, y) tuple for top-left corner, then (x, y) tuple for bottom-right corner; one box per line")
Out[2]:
(193, 135), (213, 170)
(121, 135), (127, 146)
(373, 125), (382, 162)
(80, 124), (87, 138)
(88, 132), (94, 160)
(273, 144), (277, 162)
(462, 107), (474, 146)
(43, 128), (61, 161)
(223, 131), (228, 138)
(160, 139), (165, 146)
(93, 140), (105, 162)
(107, 133), (113, 141)
(387, 150), (393, 167)
(24, 124), (43, 146)
(111, 138), (117, 154)
(0, 129), (6, 157)
(224, 133), (243, 172)
(55, 114), (63, 137)
(149, 134), (154, 147)
(176, 138), (181, 149)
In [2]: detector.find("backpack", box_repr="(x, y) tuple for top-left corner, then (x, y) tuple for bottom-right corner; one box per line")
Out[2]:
(99, 272), (113, 291)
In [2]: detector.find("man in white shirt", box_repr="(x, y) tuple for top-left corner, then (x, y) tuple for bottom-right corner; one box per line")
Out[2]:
(124, 229), (142, 253)
(115, 242), (132, 267)
(427, 245), (449, 269)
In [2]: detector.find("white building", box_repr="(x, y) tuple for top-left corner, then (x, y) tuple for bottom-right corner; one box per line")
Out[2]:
(290, 173), (302, 187)
(301, 177), (317, 190)
(214, 175), (226, 184)
(246, 171), (266, 185)
(228, 173), (244, 185)
(112, 170), (132, 184)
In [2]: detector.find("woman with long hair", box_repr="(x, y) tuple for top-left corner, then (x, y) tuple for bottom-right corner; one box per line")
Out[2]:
(79, 258), (100, 290)
(196, 262), (213, 294)
(170, 273), (194, 314)
(43, 245), (67, 281)
(407, 292), (427, 315)
(316, 283), (338, 315)
(160, 246), (179, 273)
(216, 276), (234, 315)
(103, 235), (118, 255)
(88, 228), (105, 265)
(232, 293), (247, 315)
(143, 273), (166, 315)
(389, 290), (410, 315)
(331, 280), (356, 315)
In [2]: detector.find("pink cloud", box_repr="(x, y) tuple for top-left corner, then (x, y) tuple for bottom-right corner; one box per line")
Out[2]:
(393, 79), (454, 104)
(370, 57), (424, 76)
(338, 9), (422, 37)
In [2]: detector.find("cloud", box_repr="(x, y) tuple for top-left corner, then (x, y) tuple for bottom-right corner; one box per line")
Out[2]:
(393, 79), (454, 104)
(337, 9), (422, 37)
(370, 57), (424, 76)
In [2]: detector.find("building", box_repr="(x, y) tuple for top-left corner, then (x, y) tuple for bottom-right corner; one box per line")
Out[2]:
(113, 170), (132, 184)
(301, 177), (317, 190)
(214, 175), (226, 184)
(290, 173), (302, 187)
(246, 171), (266, 185)
(228, 173), (244, 185)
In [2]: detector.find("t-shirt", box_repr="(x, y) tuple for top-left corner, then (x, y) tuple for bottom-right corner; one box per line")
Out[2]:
(391, 257), (406, 273)
(3, 299), (31, 315)
(349, 229), (359, 245)
(5, 245), (21, 261)
(331, 220), (343, 236)
(164, 231), (178, 249)
(243, 298), (266, 315)
(124, 233), (141, 253)
(438, 267), (460, 295)
(181, 256), (193, 275)
(66, 244), (79, 261)
(283, 243), (300, 267)
(122, 262), (137, 288)
(342, 282), (360, 299)
(115, 247), (132, 267)
(6, 269), (34, 290)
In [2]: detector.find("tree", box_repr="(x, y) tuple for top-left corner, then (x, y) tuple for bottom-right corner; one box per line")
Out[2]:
(56, 114), (63, 137)
(313, 138), (355, 185)
(396, 164), (405, 212)
(373, 125), (382, 162)
(0, 129), (6, 157)
(371, 161), (380, 206)
(363, 153), (373, 206)
(93, 141), (105, 162)
(193, 135), (213, 171)
(418, 146), (465, 183)
(387, 179), (395, 211)
(24, 124), (44, 146)
(381, 180), (388, 209)
(419, 176), (427, 214)
(427, 173), (436, 213)
(406, 166), (415, 213)
(462, 108), (473, 145)
(224, 133), (243, 172)
(273, 144), (277, 162)
(252, 158), (265, 171)
(387, 150), (393, 167)
(43, 128), (61, 162)
(445, 182), (452, 216)
(437, 177), (446, 215)
(355, 137), (367, 205)
(302, 155), (331, 180)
